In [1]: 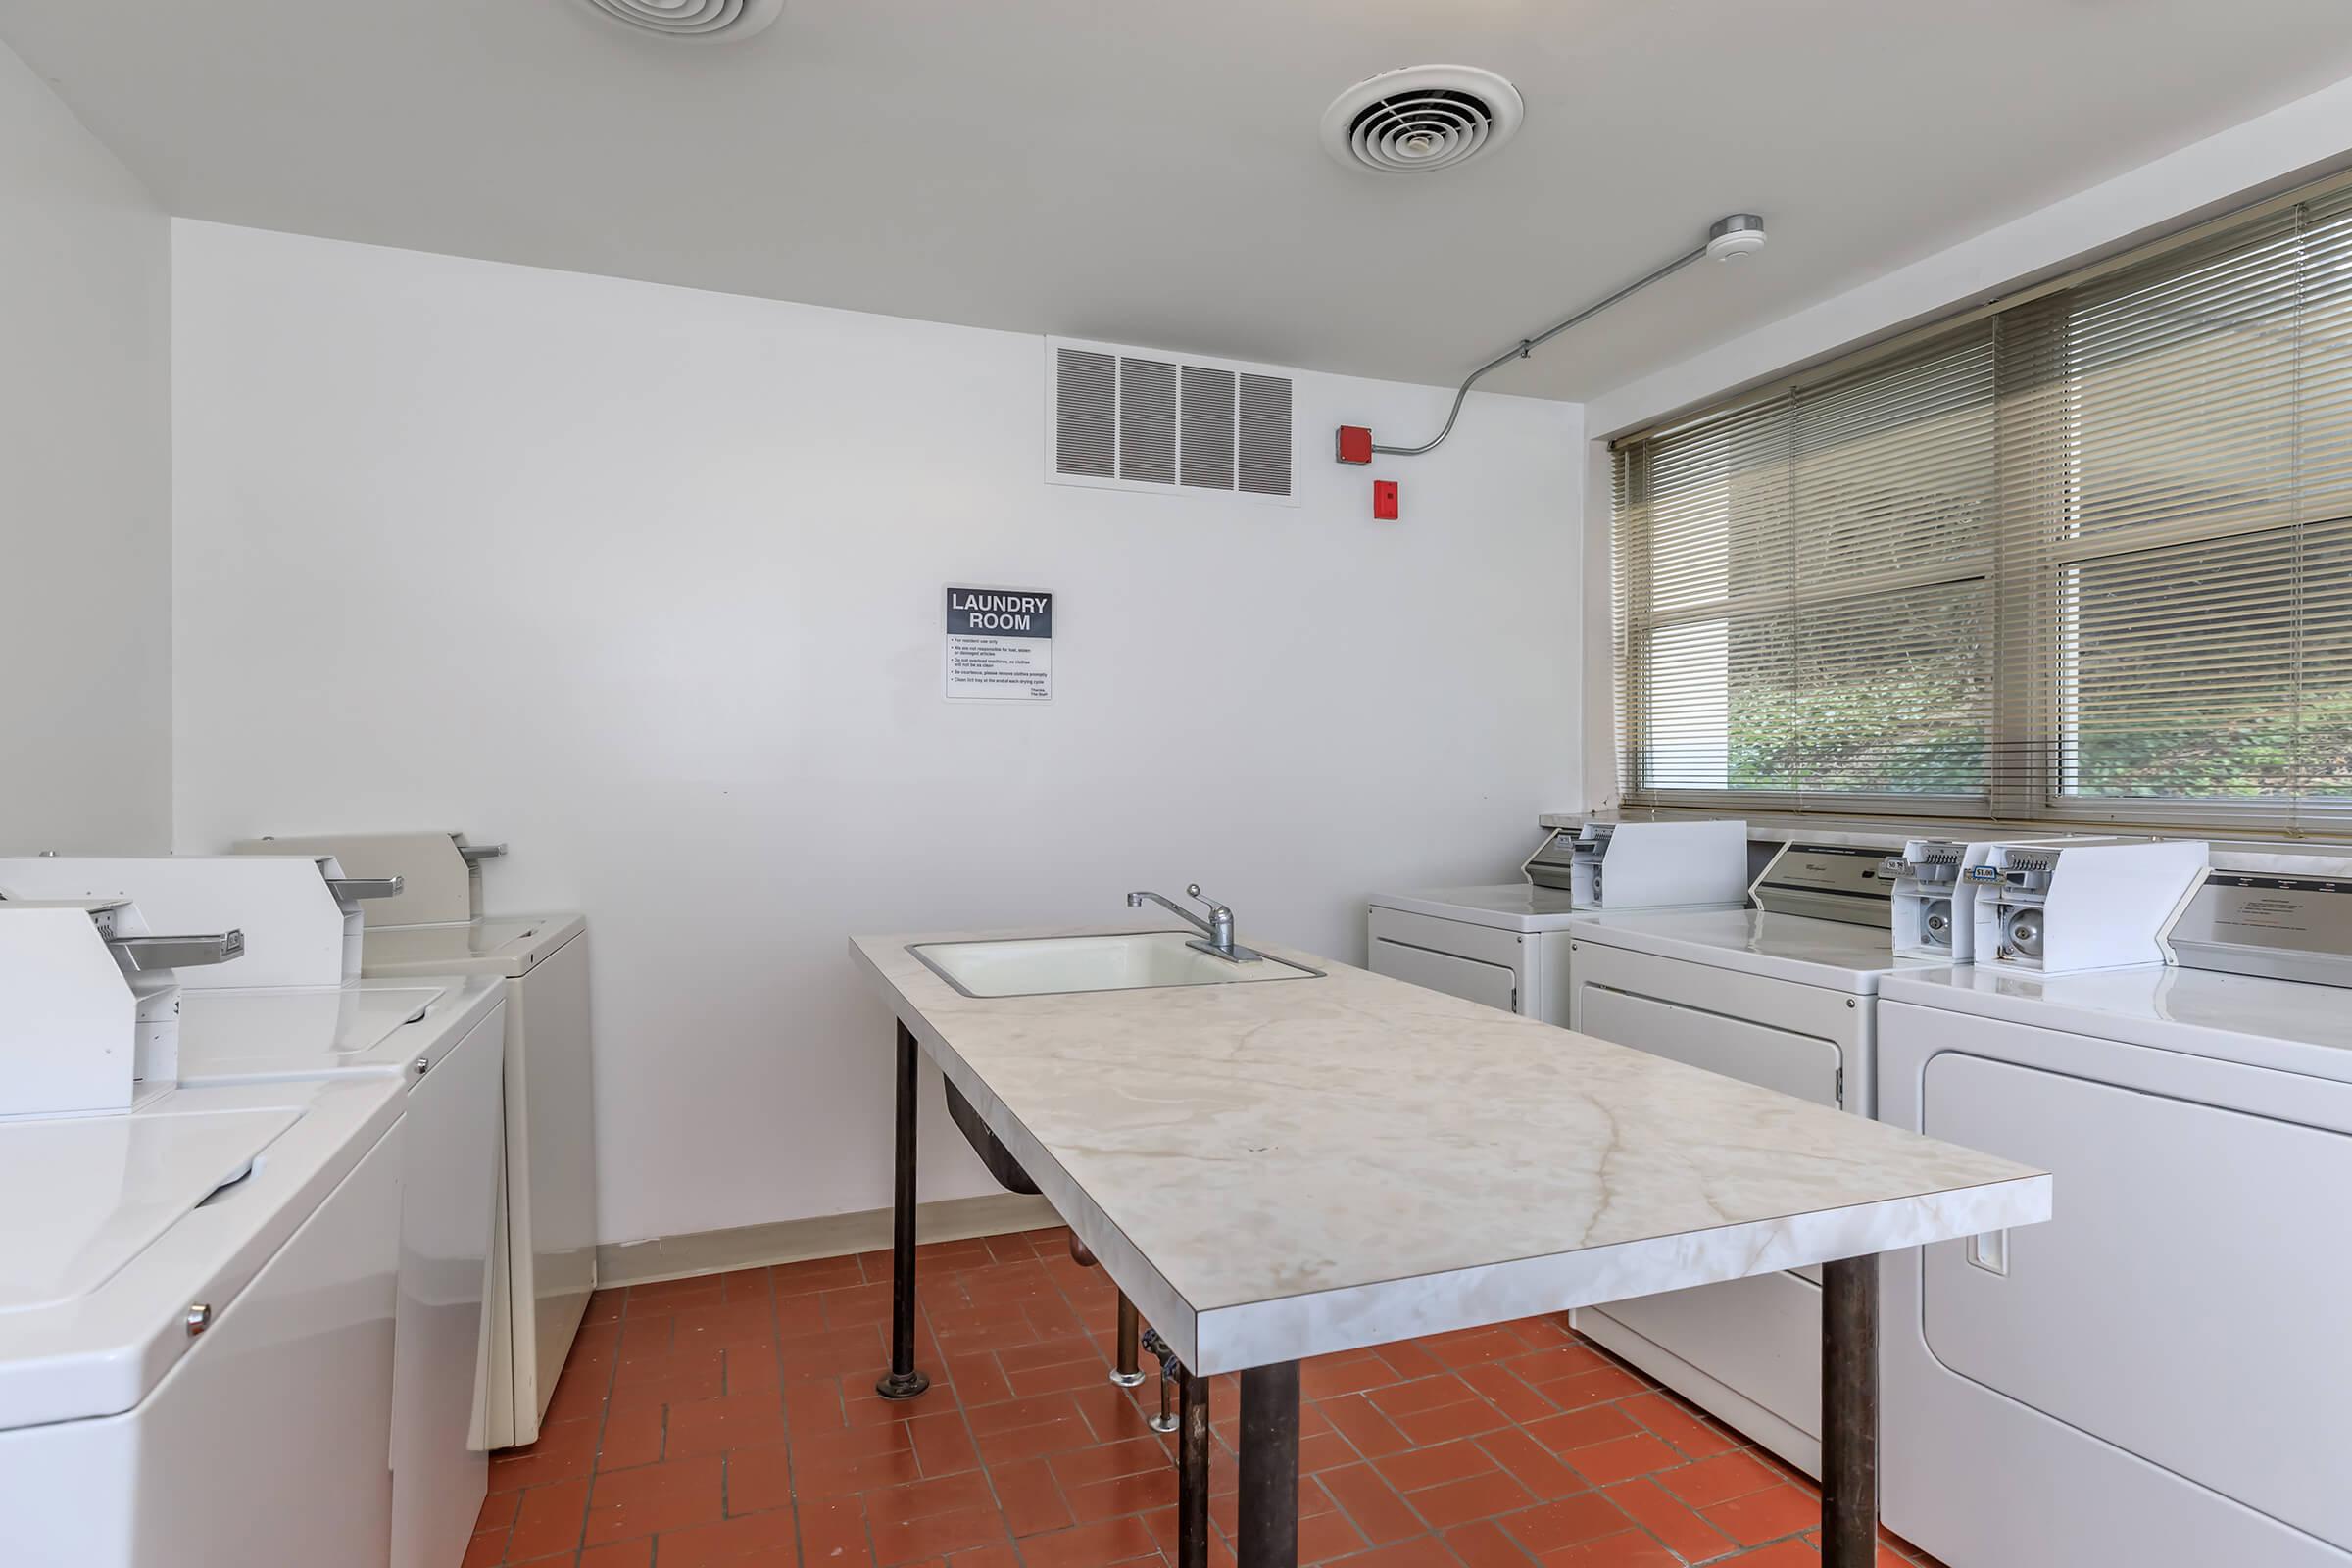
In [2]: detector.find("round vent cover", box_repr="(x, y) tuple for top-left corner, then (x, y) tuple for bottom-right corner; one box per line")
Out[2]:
(572, 0), (783, 41)
(1320, 65), (1524, 174)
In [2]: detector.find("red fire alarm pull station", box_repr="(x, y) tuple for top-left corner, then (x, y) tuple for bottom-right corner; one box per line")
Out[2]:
(1336, 425), (1373, 465)
(1373, 480), (1399, 520)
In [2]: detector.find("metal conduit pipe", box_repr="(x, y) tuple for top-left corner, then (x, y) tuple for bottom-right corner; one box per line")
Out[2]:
(1364, 214), (1766, 458)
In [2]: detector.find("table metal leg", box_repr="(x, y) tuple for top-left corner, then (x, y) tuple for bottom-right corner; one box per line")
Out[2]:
(1175, 1364), (1210, 1568)
(874, 1020), (930, 1400)
(1820, 1252), (1879, 1568)
(1111, 1291), (1145, 1387)
(1238, 1361), (1300, 1568)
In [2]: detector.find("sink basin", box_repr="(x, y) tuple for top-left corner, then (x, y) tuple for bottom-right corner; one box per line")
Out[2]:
(910, 931), (1322, 998)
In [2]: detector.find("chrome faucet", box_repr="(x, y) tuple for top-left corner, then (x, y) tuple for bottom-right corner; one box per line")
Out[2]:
(1127, 884), (1255, 963)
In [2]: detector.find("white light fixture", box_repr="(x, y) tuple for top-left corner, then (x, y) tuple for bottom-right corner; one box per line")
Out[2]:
(1706, 214), (1768, 261)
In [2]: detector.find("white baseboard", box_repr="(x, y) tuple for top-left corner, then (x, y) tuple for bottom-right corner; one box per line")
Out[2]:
(595, 1191), (1062, 1289)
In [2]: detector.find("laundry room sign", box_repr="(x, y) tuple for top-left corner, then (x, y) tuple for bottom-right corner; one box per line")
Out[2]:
(944, 586), (1054, 702)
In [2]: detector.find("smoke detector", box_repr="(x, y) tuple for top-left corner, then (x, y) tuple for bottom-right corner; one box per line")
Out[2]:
(1320, 66), (1524, 174)
(571, 0), (783, 41)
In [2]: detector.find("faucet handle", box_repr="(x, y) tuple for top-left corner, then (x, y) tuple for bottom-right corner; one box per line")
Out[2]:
(1185, 884), (1229, 914)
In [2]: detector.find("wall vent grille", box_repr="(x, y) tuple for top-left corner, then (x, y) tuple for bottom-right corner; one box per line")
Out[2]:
(1118, 357), (1178, 485)
(1180, 367), (1236, 490)
(1054, 349), (1116, 477)
(1238, 373), (1294, 498)
(1048, 338), (1298, 504)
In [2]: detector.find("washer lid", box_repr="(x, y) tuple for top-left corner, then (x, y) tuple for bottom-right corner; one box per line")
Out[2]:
(174, 977), (500, 1085)
(0, 1108), (295, 1314)
(360, 912), (585, 977)
(1568, 906), (1945, 993)
(1882, 963), (2352, 1083)
(0, 1077), (404, 1429)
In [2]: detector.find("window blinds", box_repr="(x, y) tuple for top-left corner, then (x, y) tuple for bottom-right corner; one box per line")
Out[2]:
(1613, 179), (2352, 828)
(1614, 328), (1997, 806)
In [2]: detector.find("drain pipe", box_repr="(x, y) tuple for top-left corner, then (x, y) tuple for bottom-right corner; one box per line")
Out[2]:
(1337, 214), (1767, 464)
(1068, 1232), (1148, 1388)
(1141, 1326), (1184, 1434)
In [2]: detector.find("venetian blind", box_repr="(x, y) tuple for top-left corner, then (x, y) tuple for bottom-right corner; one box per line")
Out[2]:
(1614, 326), (1998, 806)
(1614, 178), (2352, 828)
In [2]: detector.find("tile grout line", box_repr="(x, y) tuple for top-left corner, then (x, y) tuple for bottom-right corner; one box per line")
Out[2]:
(1034, 1225), (1188, 1566)
(845, 1251), (889, 1567)
(962, 1229), (1053, 1568)
(1326, 1320), (1739, 1567)
(729, 1258), (779, 1568)
(1013, 1229), (1105, 1565)
(758, 1257), (798, 1568)
(568, 1280), (626, 1566)
(1335, 1324), (1568, 1568)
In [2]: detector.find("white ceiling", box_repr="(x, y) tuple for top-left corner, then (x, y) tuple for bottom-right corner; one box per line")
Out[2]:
(7, 1), (2352, 400)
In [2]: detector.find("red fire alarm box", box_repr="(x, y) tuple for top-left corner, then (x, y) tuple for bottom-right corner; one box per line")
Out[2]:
(1336, 425), (1373, 465)
(1373, 479), (1399, 520)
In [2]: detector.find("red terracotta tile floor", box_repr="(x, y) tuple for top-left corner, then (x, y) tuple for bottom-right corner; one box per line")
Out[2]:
(465, 1227), (1946, 1568)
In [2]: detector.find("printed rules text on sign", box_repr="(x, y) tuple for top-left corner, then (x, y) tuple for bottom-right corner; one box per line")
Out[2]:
(945, 586), (1054, 702)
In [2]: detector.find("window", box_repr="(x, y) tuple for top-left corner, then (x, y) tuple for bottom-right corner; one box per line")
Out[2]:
(1612, 180), (2352, 830)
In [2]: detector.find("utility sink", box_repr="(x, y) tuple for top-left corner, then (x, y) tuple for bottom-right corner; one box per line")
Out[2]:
(910, 931), (1322, 998)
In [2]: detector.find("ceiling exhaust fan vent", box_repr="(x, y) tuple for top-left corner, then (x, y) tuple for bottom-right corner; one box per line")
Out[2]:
(1320, 65), (1524, 174)
(571, 0), (783, 42)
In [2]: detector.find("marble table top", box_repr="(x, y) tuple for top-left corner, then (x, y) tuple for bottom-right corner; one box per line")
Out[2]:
(851, 922), (2049, 1375)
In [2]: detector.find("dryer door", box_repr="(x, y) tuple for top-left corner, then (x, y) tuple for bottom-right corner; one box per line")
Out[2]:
(1574, 987), (1840, 1104)
(1366, 908), (1524, 1014)
(1921, 1049), (2352, 1549)
(1567, 940), (1860, 1107)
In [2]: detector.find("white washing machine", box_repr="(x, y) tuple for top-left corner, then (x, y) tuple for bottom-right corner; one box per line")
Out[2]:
(1564, 833), (1931, 1474)
(0, 1077), (410, 1568)
(175, 978), (507, 1568)
(0, 853), (508, 1568)
(1368, 820), (1753, 1024)
(233, 830), (598, 1447)
(1877, 857), (2352, 1568)
(0, 898), (410, 1568)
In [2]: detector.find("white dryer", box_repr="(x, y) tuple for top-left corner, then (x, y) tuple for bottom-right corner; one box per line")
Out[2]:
(1368, 820), (1752, 1025)
(1564, 833), (1933, 1474)
(1877, 857), (2352, 1568)
(1365, 882), (1588, 1023)
(234, 829), (597, 1448)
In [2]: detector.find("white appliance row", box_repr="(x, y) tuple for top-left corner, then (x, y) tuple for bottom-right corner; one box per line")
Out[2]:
(232, 830), (598, 1448)
(1365, 818), (1754, 1025)
(0, 870), (506, 1568)
(1369, 823), (2352, 1567)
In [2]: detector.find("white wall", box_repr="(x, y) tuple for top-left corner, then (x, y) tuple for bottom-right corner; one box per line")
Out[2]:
(170, 221), (1584, 1245)
(0, 39), (171, 853)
